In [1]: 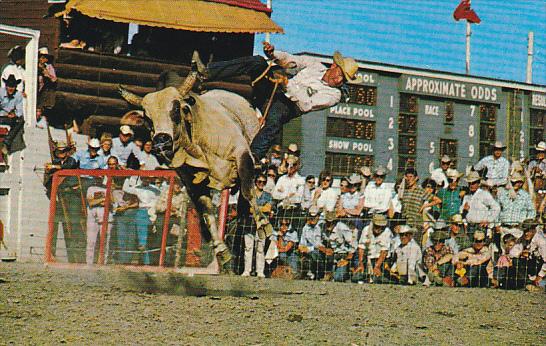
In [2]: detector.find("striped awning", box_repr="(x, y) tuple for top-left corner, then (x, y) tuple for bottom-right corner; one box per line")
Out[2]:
(62, 0), (284, 34)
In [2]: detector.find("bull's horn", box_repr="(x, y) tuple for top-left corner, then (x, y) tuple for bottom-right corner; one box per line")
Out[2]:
(177, 71), (198, 96)
(119, 85), (143, 107)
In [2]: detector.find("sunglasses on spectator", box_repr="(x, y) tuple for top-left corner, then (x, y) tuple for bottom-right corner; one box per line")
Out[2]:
(267, 174), (276, 178)
(256, 180), (267, 184)
(307, 180), (315, 184)
(323, 178), (332, 182)
(474, 239), (485, 243)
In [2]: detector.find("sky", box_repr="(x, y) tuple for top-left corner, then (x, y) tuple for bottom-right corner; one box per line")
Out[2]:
(255, 0), (546, 85)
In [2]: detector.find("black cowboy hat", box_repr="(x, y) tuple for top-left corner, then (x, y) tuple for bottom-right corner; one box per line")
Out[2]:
(2, 74), (21, 87)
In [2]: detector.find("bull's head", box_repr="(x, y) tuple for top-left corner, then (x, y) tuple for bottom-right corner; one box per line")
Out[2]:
(119, 72), (198, 164)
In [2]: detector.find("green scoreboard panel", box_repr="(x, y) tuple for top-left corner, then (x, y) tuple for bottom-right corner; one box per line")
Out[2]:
(294, 57), (546, 182)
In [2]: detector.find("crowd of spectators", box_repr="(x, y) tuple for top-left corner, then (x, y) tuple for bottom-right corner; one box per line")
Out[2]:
(45, 124), (185, 266)
(40, 118), (546, 292)
(234, 141), (546, 292)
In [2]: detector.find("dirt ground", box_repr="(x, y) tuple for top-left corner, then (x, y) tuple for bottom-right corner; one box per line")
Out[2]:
(0, 263), (544, 345)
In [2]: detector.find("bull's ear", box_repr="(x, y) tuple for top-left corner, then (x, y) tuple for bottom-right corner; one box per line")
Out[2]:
(170, 100), (182, 124)
(121, 110), (145, 126)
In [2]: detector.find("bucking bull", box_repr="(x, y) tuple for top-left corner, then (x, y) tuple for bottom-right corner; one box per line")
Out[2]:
(119, 70), (268, 271)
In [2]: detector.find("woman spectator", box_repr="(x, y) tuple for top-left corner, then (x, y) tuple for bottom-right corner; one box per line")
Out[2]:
(36, 47), (57, 127)
(301, 175), (316, 211)
(263, 166), (277, 194)
(242, 174), (273, 278)
(313, 171), (339, 214)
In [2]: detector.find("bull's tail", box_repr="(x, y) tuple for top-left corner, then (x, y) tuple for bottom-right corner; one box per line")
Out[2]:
(237, 150), (255, 202)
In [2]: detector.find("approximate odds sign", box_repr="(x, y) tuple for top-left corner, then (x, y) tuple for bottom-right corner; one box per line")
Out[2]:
(327, 137), (374, 154)
(400, 75), (500, 103)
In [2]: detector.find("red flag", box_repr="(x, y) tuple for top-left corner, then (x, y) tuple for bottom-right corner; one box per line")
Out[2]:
(453, 0), (481, 24)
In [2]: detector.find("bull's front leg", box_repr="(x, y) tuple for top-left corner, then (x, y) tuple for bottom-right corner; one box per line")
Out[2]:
(197, 195), (232, 272)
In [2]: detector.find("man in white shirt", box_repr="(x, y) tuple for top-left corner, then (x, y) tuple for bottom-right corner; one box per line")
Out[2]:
(430, 155), (451, 188)
(272, 156), (305, 230)
(192, 42), (362, 161)
(473, 141), (510, 186)
(357, 214), (393, 282)
(363, 166), (397, 216)
(461, 172), (500, 235)
(314, 171), (339, 214)
(391, 226), (424, 285)
(111, 125), (141, 167)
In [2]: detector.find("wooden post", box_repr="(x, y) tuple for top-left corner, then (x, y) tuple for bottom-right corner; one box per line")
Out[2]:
(159, 176), (175, 266)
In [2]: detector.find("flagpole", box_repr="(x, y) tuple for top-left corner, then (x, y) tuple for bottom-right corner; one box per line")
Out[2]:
(465, 20), (471, 74)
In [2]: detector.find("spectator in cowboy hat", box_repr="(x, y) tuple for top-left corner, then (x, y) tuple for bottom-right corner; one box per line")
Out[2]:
(529, 141), (546, 209)
(391, 226), (424, 285)
(0, 75), (23, 118)
(430, 155), (452, 188)
(73, 138), (106, 170)
(497, 172), (536, 234)
(358, 165), (372, 192)
(298, 206), (333, 280)
(445, 214), (471, 255)
(453, 230), (491, 287)
(191, 43), (361, 162)
(0, 74), (27, 154)
(111, 125), (141, 167)
(1, 46), (25, 94)
(358, 213), (393, 282)
(436, 169), (465, 221)
(364, 165), (399, 217)
(423, 230), (455, 287)
(461, 171), (500, 236)
(474, 141), (510, 186)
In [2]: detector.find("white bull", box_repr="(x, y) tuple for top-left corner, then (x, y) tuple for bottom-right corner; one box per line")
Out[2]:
(120, 71), (260, 269)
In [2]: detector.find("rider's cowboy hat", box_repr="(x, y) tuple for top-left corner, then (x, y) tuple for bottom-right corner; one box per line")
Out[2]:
(333, 51), (363, 84)
(2, 74), (21, 87)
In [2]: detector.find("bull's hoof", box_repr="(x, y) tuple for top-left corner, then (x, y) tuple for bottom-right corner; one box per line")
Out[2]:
(216, 249), (233, 275)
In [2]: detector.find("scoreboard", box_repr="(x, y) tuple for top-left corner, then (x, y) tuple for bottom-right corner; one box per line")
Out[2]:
(289, 55), (546, 181)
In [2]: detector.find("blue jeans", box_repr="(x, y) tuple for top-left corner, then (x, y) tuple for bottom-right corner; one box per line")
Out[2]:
(116, 209), (137, 264)
(135, 208), (151, 265)
(334, 253), (361, 282)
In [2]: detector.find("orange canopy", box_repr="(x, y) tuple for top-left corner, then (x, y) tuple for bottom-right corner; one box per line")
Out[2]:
(63, 0), (284, 34)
